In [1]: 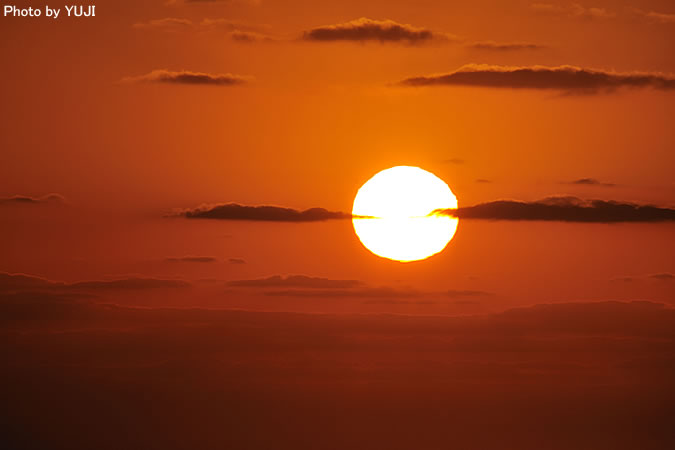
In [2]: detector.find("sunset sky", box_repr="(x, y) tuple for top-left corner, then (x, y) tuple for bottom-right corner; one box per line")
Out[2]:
(1, 1), (674, 449)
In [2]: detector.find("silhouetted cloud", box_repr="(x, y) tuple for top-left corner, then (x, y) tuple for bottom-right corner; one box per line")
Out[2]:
(531, 3), (615, 19)
(181, 203), (349, 221)
(611, 272), (674, 283)
(301, 18), (456, 44)
(649, 273), (674, 281)
(120, 70), (250, 86)
(228, 275), (363, 289)
(397, 64), (675, 93)
(639, 10), (675, 24)
(469, 41), (545, 51)
(0, 272), (191, 293)
(565, 178), (616, 187)
(0, 193), (66, 205)
(69, 278), (191, 291)
(228, 258), (247, 265)
(476, 179), (492, 184)
(443, 157), (465, 165)
(436, 196), (675, 222)
(165, 256), (218, 263)
(0, 272), (63, 292)
(265, 287), (422, 298)
(446, 289), (493, 298)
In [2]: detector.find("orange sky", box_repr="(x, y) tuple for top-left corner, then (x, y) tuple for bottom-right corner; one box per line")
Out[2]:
(1, 0), (674, 314)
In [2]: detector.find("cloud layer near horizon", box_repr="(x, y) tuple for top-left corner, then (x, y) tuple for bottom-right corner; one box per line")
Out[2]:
(397, 64), (675, 93)
(2, 277), (674, 450)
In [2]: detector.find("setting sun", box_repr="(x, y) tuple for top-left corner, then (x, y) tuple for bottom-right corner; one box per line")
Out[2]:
(352, 166), (458, 262)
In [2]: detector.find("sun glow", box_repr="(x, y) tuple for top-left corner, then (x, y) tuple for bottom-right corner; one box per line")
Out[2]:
(352, 166), (458, 262)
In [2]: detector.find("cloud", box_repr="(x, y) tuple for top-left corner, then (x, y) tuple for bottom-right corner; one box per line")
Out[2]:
(301, 18), (456, 44)
(0, 272), (63, 292)
(69, 278), (191, 291)
(120, 70), (250, 86)
(468, 41), (546, 51)
(0, 272), (191, 293)
(531, 3), (615, 19)
(165, 256), (218, 263)
(227, 275), (363, 289)
(610, 273), (674, 283)
(443, 158), (465, 165)
(476, 179), (492, 184)
(0, 193), (66, 205)
(265, 287), (423, 299)
(565, 178), (616, 187)
(649, 273), (674, 281)
(397, 64), (675, 93)
(228, 258), (246, 265)
(633, 9), (675, 24)
(181, 203), (350, 221)
(228, 30), (277, 43)
(446, 289), (493, 298)
(435, 196), (675, 222)
(133, 17), (277, 42)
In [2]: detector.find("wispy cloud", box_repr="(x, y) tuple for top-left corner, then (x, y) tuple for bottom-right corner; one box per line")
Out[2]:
(468, 40), (546, 51)
(564, 178), (616, 187)
(133, 17), (277, 41)
(632, 8), (675, 24)
(120, 70), (250, 86)
(227, 275), (363, 289)
(531, 3), (615, 19)
(165, 256), (218, 263)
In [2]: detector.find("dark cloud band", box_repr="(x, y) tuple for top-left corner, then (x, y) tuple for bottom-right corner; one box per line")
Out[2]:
(436, 197), (675, 223)
(182, 203), (349, 222)
(398, 64), (675, 93)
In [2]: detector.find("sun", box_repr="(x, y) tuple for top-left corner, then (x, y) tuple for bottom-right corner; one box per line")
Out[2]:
(352, 166), (459, 262)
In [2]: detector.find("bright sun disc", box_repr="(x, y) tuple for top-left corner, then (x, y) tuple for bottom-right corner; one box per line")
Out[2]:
(352, 166), (458, 262)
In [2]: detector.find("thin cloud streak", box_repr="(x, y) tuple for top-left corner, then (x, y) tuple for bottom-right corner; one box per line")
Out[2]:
(120, 70), (250, 86)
